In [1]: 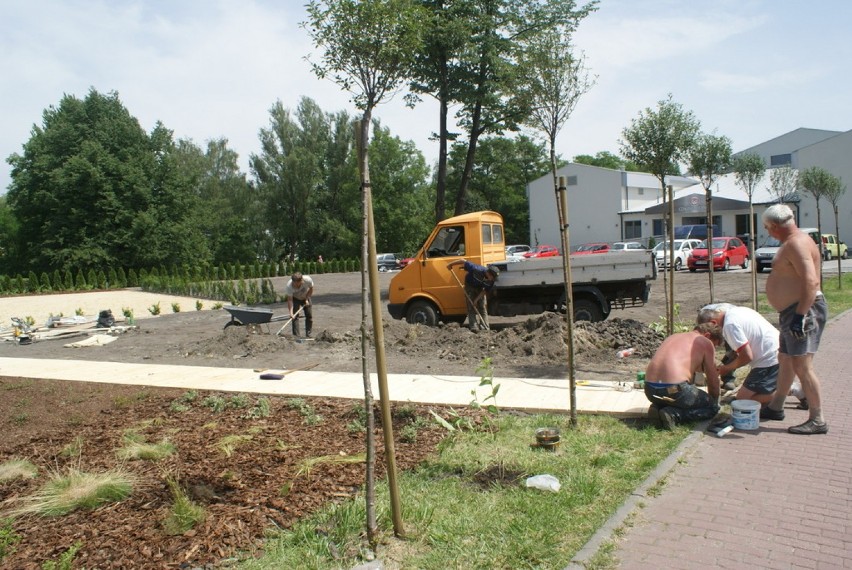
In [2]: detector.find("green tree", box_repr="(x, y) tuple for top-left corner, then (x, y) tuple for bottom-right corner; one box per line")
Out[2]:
(6, 89), (211, 274)
(521, 28), (594, 185)
(0, 196), (20, 272)
(688, 132), (732, 303)
(411, 0), (596, 221)
(446, 135), (549, 243)
(620, 94), (700, 335)
(573, 151), (641, 171)
(450, 0), (596, 216)
(732, 152), (766, 309)
(194, 139), (260, 264)
(799, 166), (837, 287)
(367, 122), (433, 254)
(822, 173), (847, 289)
(252, 98), (328, 263)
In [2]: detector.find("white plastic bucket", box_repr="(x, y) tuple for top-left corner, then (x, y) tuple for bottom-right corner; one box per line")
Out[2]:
(731, 399), (760, 430)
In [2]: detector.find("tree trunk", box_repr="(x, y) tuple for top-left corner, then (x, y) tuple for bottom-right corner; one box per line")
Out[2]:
(435, 88), (449, 223)
(453, 100), (483, 215)
(706, 189), (714, 303)
(355, 117), (378, 543)
(749, 201), (758, 309)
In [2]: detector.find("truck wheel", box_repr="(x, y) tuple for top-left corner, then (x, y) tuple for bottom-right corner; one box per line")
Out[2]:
(406, 300), (438, 326)
(843, 249), (848, 260)
(825, 250), (832, 261)
(573, 299), (603, 322)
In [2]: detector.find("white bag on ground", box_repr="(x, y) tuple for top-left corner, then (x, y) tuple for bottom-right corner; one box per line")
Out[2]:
(525, 474), (561, 492)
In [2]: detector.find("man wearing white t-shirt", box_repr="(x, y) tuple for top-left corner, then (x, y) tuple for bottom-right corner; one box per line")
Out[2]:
(697, 303), (783, 405)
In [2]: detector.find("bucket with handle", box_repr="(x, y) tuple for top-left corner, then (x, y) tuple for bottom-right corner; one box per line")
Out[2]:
(731, 399), (760, 430)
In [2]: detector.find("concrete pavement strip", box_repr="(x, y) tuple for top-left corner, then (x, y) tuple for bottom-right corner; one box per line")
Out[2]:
(0, 357), (650, 416)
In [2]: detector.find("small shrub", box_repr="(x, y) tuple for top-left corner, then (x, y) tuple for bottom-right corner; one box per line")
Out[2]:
(171, 302), (181, 313)
(202, 395), (227, 413)
(400, 424), (418, 443)
(0, 517), (21, 563)
(242, 397), (271, 420)
(195, 300), (204, 311)
(228, 393), (250, 409)
(41, 541), (82, 570)
(148, 302), (161, 316)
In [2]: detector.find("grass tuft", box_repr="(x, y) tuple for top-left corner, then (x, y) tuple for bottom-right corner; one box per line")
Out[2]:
(162, 477), (206, 535)
(11, 468), (135, 517)
(0, 459), (38, 483)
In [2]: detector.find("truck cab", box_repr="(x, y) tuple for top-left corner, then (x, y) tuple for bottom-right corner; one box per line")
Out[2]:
(387, 211), (506, 325)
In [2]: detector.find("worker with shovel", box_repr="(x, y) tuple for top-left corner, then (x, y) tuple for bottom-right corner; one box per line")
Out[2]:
(285, 272), (314, 338)
(447, 259), (499, 331)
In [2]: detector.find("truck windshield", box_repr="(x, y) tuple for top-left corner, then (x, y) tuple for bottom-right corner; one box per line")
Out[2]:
(427, 226), (466, 257)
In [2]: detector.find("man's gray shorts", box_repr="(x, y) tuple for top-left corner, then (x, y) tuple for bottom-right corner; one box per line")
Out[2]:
(744, 363), (779, 394)
(779, 296), (828, 356)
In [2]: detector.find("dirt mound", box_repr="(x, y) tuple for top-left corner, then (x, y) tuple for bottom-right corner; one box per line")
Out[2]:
(179, 312), (663, 379)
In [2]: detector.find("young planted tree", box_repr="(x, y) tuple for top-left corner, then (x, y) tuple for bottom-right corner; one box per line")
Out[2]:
(688, 133), (732, 303)
(519, 26), (594, 426)
(799, 166), (836, 288)
(822, 174), (847, 288)
(732, 152), (766, 309)
(769, 165), (798, 204)
(620, 95), (700, 335)
(304, 0), (424, 542)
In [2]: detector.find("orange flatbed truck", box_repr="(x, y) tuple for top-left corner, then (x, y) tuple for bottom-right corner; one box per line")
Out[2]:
(387, 211), (656, 325)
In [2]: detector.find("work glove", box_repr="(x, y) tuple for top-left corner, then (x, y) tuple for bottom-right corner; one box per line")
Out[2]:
(789, 313), (806, 340)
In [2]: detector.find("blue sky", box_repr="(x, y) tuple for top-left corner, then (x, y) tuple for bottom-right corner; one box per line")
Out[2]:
(2, 0), (850, 194)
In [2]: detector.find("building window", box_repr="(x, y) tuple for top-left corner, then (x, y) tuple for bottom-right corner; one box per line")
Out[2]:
(652, 219), (664, 237)
(770, 153), (792, 167)
(624, 220), (642, 239)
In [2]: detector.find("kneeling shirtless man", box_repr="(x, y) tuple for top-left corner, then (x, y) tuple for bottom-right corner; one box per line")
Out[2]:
(644, 323), (723, 430)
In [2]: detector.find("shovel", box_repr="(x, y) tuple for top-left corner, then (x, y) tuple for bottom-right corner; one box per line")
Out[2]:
(275, 305), (305, 336)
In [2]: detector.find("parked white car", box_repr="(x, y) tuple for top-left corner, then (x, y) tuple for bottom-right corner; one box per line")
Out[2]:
(612, 241), (646, 252)
(505, 244), (532, 262)
(652, 239), (702, 271)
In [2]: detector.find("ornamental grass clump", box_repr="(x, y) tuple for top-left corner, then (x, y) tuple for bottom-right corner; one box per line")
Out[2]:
(12, 468), (135, 517)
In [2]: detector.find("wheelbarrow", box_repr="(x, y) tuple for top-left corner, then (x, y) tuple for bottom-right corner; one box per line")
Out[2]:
(223, 305), (289, 333)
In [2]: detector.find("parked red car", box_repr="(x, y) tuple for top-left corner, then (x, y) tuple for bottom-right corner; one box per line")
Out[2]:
(572, 243), (611, 255)
(687, 237), (749, 272)
(523, 244), (559, 258)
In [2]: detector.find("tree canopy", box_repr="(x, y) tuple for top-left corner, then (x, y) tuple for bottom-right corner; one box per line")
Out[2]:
(5, 89), (213, 274)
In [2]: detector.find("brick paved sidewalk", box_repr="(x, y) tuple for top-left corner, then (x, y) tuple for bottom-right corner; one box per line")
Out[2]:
(597, 309), (852, 569)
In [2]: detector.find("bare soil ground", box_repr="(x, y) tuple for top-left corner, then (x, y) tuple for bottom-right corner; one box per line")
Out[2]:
(0, 269), (761, 569)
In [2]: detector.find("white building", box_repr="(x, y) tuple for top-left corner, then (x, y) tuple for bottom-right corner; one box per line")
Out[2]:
(526, 128), (852, 251)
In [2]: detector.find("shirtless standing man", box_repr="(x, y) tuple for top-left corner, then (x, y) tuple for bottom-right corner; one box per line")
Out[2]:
(644, 323), (723, 430)
(760, 204), (829, 435)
